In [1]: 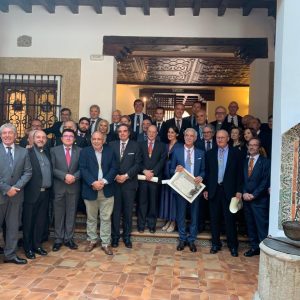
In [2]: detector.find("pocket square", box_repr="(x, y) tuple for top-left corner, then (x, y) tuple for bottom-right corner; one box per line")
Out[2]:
(128, 153), (135, 155)
(197, 157), (202, 160)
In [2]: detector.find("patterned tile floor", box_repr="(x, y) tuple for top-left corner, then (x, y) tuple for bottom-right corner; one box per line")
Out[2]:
(0, 240), (259, 300)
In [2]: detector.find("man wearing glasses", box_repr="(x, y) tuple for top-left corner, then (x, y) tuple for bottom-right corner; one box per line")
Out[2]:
(50, 129), (81, 252)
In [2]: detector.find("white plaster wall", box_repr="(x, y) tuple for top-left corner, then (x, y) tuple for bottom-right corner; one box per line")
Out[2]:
(249, 59), (271, 122)
(0, 6), (275, 120)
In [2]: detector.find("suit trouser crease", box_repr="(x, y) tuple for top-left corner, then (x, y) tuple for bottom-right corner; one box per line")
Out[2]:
(53, 192), (78, 243)
(84, 191), (114, 245)
(209, 185), (238, 248)
(243, 199), (269, 249)
(23, 191), (49, 251)
(138, 181), (158, 229)
(0, 198), (21, 259)
(176, 194), (200, 243)
(112, 185), (135, 241)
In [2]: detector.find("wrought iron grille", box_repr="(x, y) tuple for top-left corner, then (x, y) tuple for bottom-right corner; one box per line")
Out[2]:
(0, 74), (62, 142)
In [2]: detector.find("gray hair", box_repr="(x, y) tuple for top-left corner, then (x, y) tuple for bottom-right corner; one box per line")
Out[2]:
(92, 130), (107, 143)
(184, 127), (198, 138)
(203, 124), (215, 135)
(0, 123), (17, 135)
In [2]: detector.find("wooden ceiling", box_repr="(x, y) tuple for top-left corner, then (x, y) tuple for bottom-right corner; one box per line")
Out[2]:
(104, 36), (268, 86)
(1, 0), (276, 17)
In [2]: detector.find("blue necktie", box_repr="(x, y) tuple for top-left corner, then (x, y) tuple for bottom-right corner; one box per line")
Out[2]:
(185, 149), (192, 173)
(7, 147), (13, 169)
(218, 149), (225, 183)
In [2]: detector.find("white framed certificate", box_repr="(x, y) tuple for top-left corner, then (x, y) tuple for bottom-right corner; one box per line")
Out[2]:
(167, 169), (205, 203)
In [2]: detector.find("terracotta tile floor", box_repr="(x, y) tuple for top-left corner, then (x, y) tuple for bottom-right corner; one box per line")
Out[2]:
(0, 240), (259, 299)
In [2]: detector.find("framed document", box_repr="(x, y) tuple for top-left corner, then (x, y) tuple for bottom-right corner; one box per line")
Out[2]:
(167, 169), (205, 203)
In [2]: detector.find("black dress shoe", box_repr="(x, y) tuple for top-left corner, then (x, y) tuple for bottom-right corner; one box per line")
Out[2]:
(124, 240), (132, 248)
(52, 243), (62, 252)
(64, 240), (78, 250)
(177, 241), (186, 251)
(4, 256), (27, 264)
(188, 242), (197, 252)
(111, 240), (119, 248)
(25, 250), (36, 259)
(230, 248), (239, 257)
(34, 247), (48, 256)
(244, 248), (260, 257)
(0, 246), (4, 254)
(149, 228), (156, 234)
(210, 245), (222, 254)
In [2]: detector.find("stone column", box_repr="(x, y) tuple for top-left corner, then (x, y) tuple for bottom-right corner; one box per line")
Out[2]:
(269, 0), (300, 237)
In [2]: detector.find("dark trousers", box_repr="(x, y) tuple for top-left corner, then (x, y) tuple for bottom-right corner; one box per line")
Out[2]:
(198, 196), (210, 232)
(176, 194), (200, 243)
(137, 181), (159, 230)
(53, 191), (78, 243)
(243, 197), (269, 250)
(23, 190), (49, 251)
(112, 184), (136, 241)
(0, 197), (22, 260)
(209, 185), (238, 249)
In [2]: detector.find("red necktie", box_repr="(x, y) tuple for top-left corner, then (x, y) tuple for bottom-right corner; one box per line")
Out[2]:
(148, 142), (153, 157)
(66, 147), (71, 167)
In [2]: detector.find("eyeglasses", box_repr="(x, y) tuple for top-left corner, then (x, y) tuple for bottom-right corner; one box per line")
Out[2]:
(203, 131), (212, 134)
(62, 135), (74, 139)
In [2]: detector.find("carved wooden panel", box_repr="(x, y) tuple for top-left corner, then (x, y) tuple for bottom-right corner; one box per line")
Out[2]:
(117, 56), (250, 86)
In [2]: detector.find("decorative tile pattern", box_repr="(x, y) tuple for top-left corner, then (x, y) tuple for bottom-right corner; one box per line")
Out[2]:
(280, 123), (300, 226)
(0, 240), (259, 299)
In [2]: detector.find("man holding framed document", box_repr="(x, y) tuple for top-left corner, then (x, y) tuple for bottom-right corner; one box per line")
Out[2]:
(170, 128), (205, 252)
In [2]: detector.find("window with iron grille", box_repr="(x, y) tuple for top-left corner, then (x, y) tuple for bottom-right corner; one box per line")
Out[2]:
(0, 74), (62, 142)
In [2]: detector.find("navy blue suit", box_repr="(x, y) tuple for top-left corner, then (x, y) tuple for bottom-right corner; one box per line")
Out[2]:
(170, 146), (205, 243)
(243, 156), (270, 250)
(79, 145), (118, 200)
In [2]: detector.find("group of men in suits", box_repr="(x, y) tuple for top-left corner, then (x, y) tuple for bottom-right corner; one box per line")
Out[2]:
(0, 98), (271, 261)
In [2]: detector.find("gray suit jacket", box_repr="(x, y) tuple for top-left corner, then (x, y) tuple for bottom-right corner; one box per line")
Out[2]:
(0, 143), (32, 204)
(50, 144), (81, 194)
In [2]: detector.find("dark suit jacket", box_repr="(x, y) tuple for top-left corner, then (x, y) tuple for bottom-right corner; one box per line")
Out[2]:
(195, 139), (216, 152)
(223, 114), (243, 129)
(152, 121), (168, 143)
(205, 147), (243, 200)
(44, 121), (63, 139)
(89, 117), (102, 134)
(79, 145), (118, 199)
(243, 156), (270, 199)
(50, 144), (81, 194)
(109, 140), (142, 189)
(184, 115), (197, 128)
(24, 147), (52, 204)
(139, 140), (167, 181)
(129, 113), (152, 132)
(170, 145), (205, 179)
(0, 144), (32, 204)
(209, 120), (231, 133)
(164, 118), (191, 143)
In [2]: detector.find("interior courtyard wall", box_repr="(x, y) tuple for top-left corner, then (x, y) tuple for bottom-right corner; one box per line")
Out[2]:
(0, 6), (275, 121)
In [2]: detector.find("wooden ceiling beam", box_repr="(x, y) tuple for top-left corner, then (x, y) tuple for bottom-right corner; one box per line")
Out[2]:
(218, 0), (229, 17)
(17, 0), (32, 13)
(193, 0), (201, 16)
(92, 0), (103, 14)
(118, 0), (126, 15)
(0, 0), (9, 12)
(242, 1), (253, 16)
(39, 0), (55, 14)
(143, 0), (150, 16)
(168, 0), (175, 16)
(66, 0), (79, 14)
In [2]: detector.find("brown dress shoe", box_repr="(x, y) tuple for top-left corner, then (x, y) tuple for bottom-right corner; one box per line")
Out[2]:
(84, 241), (97, 252)
(101, 245), (113, 255)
